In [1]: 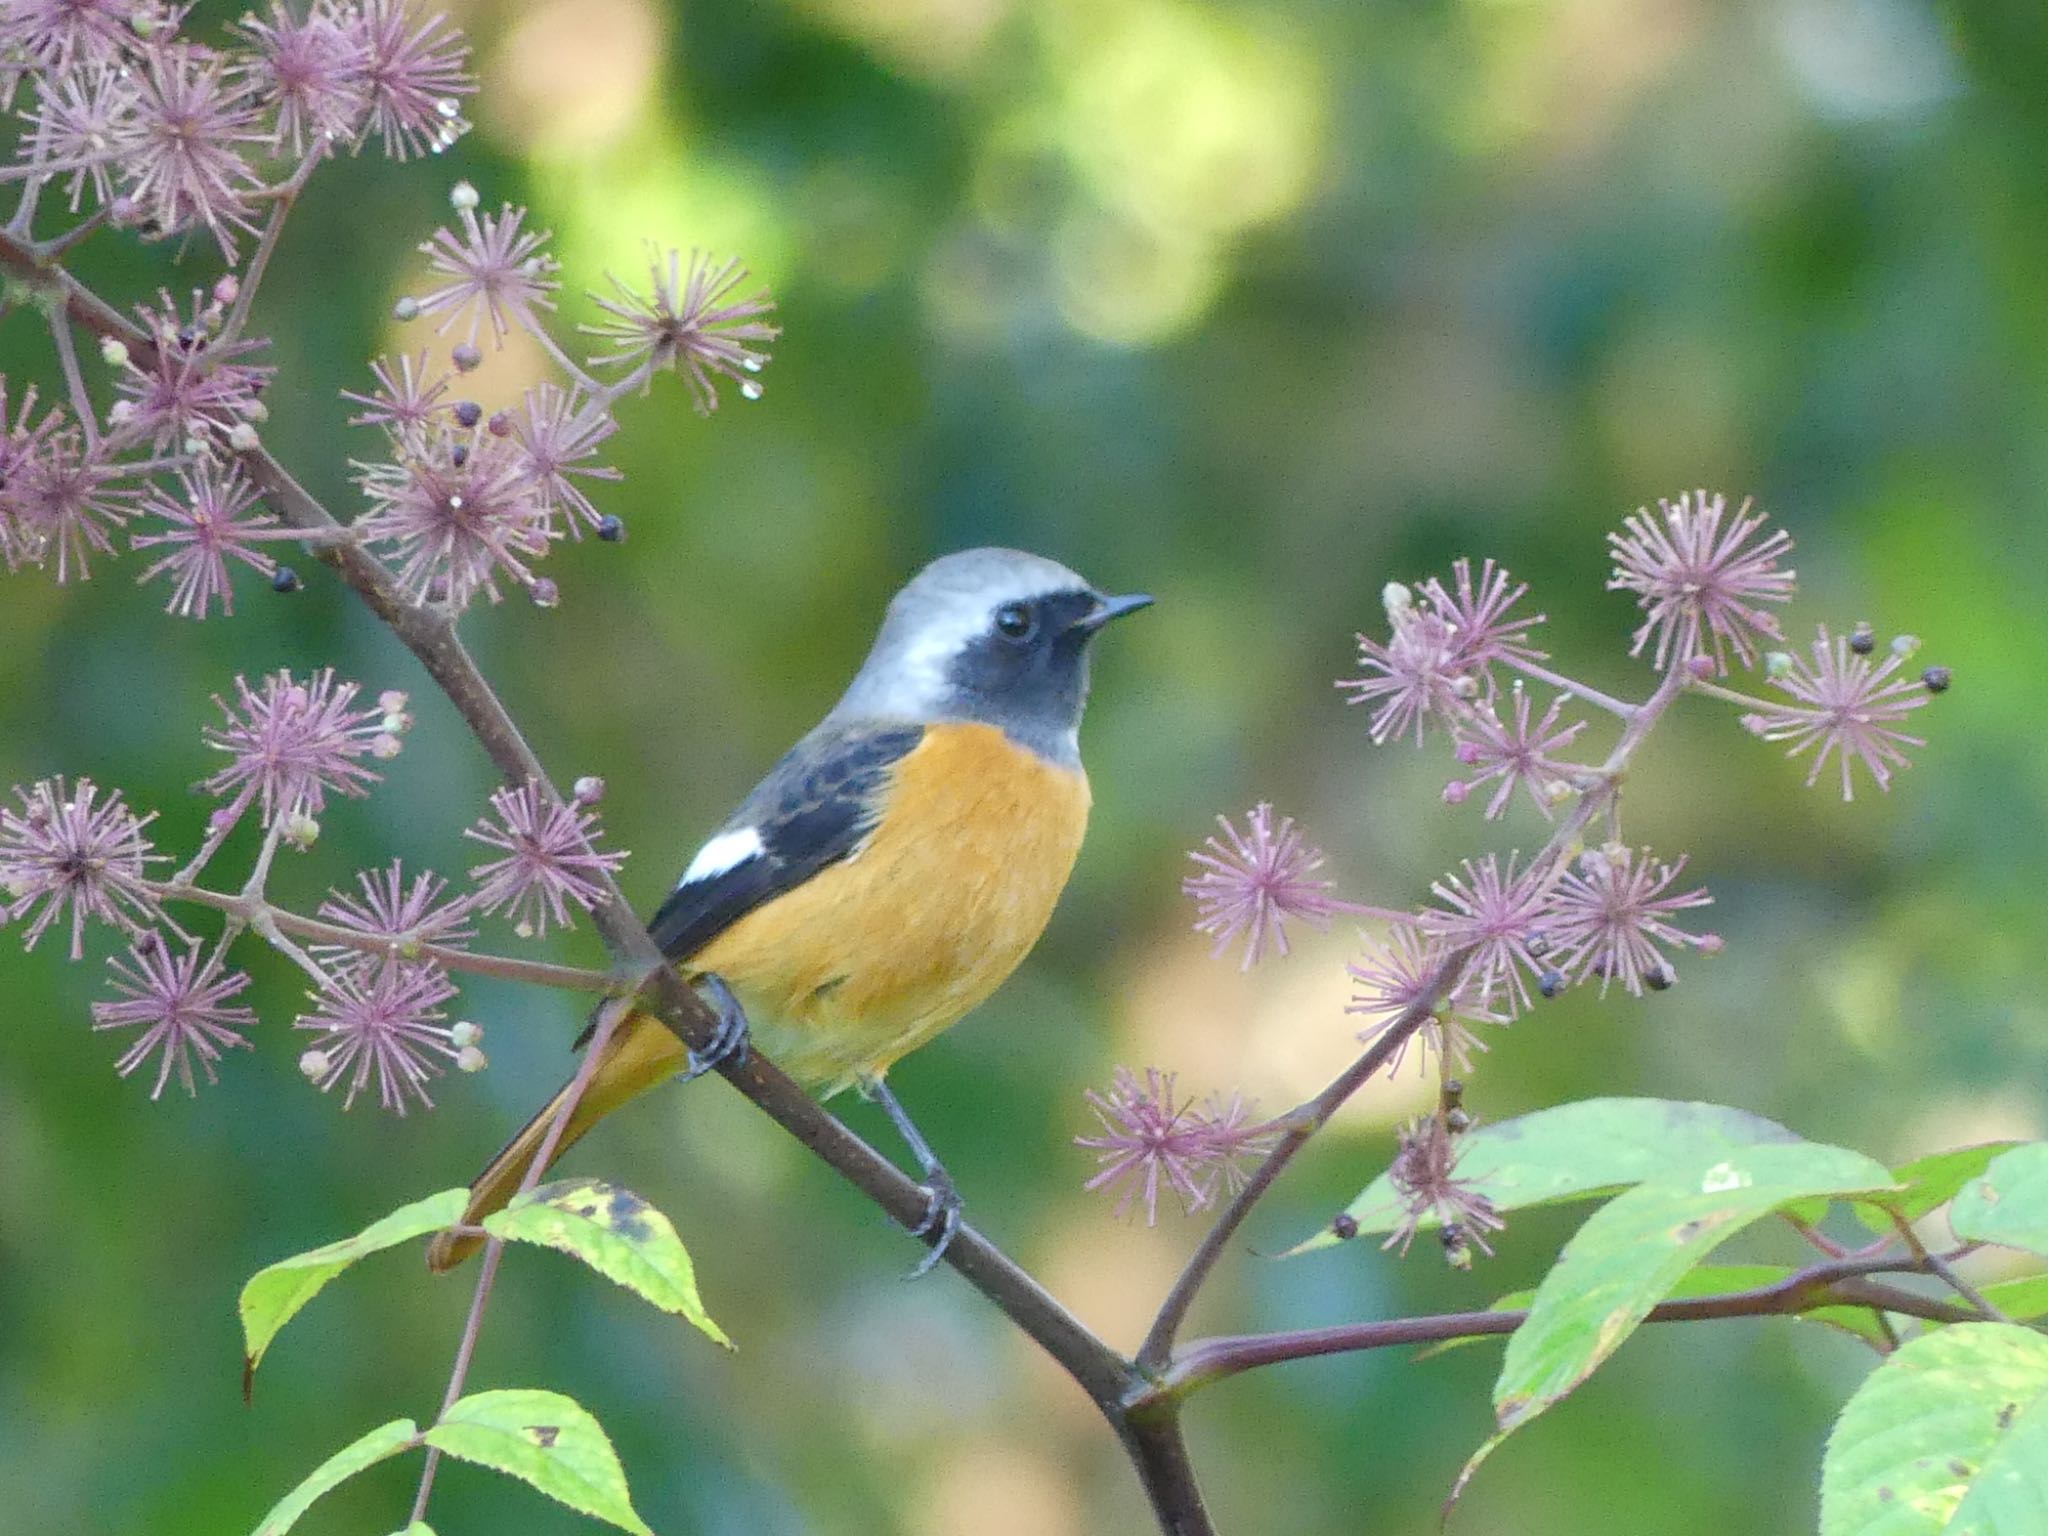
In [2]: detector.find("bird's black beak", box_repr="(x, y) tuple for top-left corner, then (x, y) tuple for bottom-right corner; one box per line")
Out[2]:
(1074, 591), (1154, 633)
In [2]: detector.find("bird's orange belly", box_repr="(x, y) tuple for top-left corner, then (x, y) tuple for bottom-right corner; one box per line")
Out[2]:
(688, 723), (1091, 1093)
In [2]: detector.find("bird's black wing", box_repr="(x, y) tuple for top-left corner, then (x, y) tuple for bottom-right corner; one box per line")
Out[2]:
(644, 720), (926, 963)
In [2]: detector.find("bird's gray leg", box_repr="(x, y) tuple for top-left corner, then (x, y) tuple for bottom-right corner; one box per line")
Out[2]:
(680, 974), (751, 1081)
(859, 1074), (962, 1279)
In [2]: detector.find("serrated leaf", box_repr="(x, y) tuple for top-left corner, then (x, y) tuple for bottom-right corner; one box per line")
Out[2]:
(241, 1189), (471, 1379)
(1295, 1098), (1802, 1255)
(1975, 1274), (2048, 1325)
(1450, 1141), (1896, 1508)
(422, 1389), (652, 1536)
(1950, 1144), (2048, 1261)
(251, 1417), (418, 1536)
(1821, 1323), (2048, 1535)
(483, 1178), (729, 1347)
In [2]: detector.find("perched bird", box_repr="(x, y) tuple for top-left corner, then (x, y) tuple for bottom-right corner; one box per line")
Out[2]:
(427, 547), (1150, 1274)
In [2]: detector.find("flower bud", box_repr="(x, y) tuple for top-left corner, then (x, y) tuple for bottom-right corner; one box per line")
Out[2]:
(379, 690), (410, 715)
(1686, 654), (1717, 681)
(213, 274), (241, 307)
(370, 732), (403, 759)
(456, 1045), (489, 1073)
(454, 400), (482, 429)
(272, 566), (302, 594)
(1764, 651), (1794, 679)
(1537, 968), (1569, 999)
(98, 337), (129, 368)
(452, 342), (483, 372)
(450, 1021), (483, 1048)
(227, 421), (260, 451)
(1890, 633), (1921, 659)
(1848, 621), (1876, 656)
(1454, 740), (1483, 767)
(283, 811), (321, 848)
(393, 296), (421, 322)
(1922, 666), (1951, 694)
(298, 1048), (330, 1082)
(529, 577), (560, 609)
(450, 180), (480, 212)
(1441, 780), (1470, 806)
(486, 410), (513, 437)
(596, 514), (625, 543)
(1381, 581), (1414, 627)
(572, 775), (606, 805)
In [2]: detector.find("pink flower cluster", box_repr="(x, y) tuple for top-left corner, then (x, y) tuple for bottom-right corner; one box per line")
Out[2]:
(1, 668), (626, 1112)
(1082, 493), (1949, 1241)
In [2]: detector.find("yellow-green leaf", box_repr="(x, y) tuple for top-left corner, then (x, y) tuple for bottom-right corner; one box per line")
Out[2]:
(484, 1178), (729, 1347)
(241, 1189), (471, 1380)
(1821, 1323), (2048, 1535)
(1951, 1143), (2048, 1261)
(1451, 1141), (1896, 1509)
(251, 1417), (418, 1536)
(422, 1388), (652, 1536)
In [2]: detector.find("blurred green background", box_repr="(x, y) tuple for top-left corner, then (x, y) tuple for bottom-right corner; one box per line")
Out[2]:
(3, 0), (2045, 1532)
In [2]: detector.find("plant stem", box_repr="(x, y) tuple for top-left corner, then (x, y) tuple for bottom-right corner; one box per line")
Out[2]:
(1502, 658), (1640, 720)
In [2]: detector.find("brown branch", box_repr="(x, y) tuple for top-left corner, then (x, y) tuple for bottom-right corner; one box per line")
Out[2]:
(1145, 1255), (1979, 1402)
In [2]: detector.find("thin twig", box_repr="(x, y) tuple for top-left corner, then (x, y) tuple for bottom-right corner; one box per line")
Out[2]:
(1502, 658), (1640, 720)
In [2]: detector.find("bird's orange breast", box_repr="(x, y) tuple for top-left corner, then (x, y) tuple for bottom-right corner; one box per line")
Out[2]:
(688, 721), (1091, 1092)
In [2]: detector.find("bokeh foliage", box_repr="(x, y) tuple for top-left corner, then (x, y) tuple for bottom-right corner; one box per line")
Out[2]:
(2, 0), (2044, 1532)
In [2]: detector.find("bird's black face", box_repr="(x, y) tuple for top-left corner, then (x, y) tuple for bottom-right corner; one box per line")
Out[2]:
(943, 587), (1152, 757)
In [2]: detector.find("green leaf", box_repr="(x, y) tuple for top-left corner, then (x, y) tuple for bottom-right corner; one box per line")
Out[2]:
(483, 1178), (729, 1347)
(1451, 1141), (1896, 1505)
(1821, 1323), (2048, 1535)
(1881, 1144), (2024, 1226)
(422, 1389), (652, 1536)
(240, 1189), (470, 1381)
(1951, 1143), (2048, 1260)
(1295, 1098), (1803, 1255)
(250, 1418), (419, 1536)
(1976, 1274), (2048, 1325)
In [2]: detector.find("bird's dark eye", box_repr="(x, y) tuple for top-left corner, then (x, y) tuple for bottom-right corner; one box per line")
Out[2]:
(994, 601), (1037, 642)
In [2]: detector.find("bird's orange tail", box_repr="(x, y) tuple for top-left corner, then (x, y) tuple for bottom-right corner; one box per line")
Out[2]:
(426, 1009), (690, 1272)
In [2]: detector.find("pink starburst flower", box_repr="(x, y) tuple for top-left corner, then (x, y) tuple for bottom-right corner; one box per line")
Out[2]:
(201, 668), (392, 825)
(1184, 803), (1350, 969)
(130, 464), (279, 617)
(1447, 684), (1587, 821)
(1340, 595), (1465, 746)
(582, 249), (779, 412)
(19, 62), (134, 212)
(1419, 558), (1547, 671)
(1385, 1114), (1503, 1260)
(342, 351), (449, 447)
(9, 427), (138, 582)
(0, 382), (68, 572)
(110, 291), (274, 453)
(314, 860), (473, 975)
(1, 0), (151, 71)
(92, 937), (255, 1097)
(1416, 852), (1552, 1016)
(296, 959), (459, 1112)
(1, 778), (166, 959)
(111, 41), (267, 259)
(1347, 923), (1498, 1075)
(348, 0), (473, 161)
(236, 0), (370, 154)
(513, 383), (622, 535)
(1545, 845), (1715, 996)
(1608, 491), (1796, 675)
(354, 427), (556, 608)
(1741, 626), (1940, 801)
(413, 200), (559, 345)
(463, 780), (624, 937)
(1076, 1066), (1276, 1224)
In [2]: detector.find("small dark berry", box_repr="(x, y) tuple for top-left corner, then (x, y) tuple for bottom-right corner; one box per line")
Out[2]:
(1922, 666), (1951, 694)
(1442, 1078), (1464, 1107)
(271, 566), (302, 593)
(486, 410), (513, 437)
(1445, 1106), (1472, 1134)
(596, 514), (625, 543)
(454, 400), (482, 428)
(449, 443), (469, 468)
(1440, 1222), (1464, 1251)
(1645, 962), (1676, 992)
(1526, 933), (1551, 958)
(452, 342), (483, 372)
(1538, 968), (1569, 999)
(1331, 1212), (1359, 1241)
(1849, 621), (1876, 656)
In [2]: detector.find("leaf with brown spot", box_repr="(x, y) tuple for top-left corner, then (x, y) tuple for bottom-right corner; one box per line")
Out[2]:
(422, 1389), (651, 1536)
(484, 1178), (729, 1347)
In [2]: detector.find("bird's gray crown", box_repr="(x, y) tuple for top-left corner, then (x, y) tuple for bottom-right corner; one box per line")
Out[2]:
(827, 547), (1113, 764)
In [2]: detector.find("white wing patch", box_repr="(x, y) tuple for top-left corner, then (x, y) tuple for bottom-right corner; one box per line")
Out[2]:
(677, 827), (764, 887)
